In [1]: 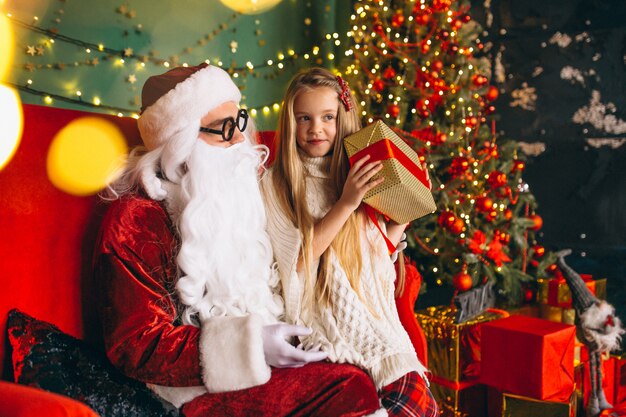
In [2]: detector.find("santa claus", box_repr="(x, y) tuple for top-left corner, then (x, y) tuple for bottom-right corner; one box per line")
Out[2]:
(94, 63), (383, 416)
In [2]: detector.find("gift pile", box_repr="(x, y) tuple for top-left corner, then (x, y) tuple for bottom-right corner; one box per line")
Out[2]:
(415, 275), (625, 417)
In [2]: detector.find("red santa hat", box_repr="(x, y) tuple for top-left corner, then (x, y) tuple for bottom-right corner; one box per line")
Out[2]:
(137, 63), (241, 151)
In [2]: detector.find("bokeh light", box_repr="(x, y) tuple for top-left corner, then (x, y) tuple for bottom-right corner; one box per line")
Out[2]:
(0, 85), (23, 170)
(0, 13), (14, 81)
(46, 117), (128, 196)
(218, 0), (282, 14)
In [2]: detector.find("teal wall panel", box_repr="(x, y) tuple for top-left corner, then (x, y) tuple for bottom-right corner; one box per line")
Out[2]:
(5, 0), (351, 129)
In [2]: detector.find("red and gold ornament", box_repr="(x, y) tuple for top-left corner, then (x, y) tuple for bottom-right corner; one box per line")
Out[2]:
(475, 196), (494, 212)
(432, 0), (452, 12)
(486, 85), (499, 101)
(372, 78), (385, 92)
(487, 170), (507, 189)
(387, 103), (400, 118)
(391, 11), (405, 28)
(472, 74), (489, 87)
(512, 159), (526, 172)
(528, 214), (543, 231)
(532, 245), (545, 258)
(453, 269), (473, 292)
(448, 156), (470, 177)
(383, 66), (396, 79)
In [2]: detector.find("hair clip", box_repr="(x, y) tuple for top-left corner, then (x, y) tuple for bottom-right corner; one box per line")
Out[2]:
(336, 76), (353, 111)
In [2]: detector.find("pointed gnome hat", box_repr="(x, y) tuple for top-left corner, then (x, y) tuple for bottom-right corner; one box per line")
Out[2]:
(556, 249), (597, 313)
(137, 63), (241, 184)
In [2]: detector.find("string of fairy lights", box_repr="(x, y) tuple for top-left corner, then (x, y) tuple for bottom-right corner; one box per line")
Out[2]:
(5, 9), (341, 118)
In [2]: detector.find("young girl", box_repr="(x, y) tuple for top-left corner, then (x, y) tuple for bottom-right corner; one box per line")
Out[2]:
(261, 67), (438, 417)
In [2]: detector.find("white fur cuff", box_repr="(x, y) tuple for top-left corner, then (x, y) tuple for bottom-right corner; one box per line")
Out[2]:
(199, 314), (271, 393)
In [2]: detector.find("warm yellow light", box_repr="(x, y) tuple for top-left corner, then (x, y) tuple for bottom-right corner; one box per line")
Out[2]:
(46, 117), (128, 196)
(0, 14), (14, 81)
(0, 85), (23, 170)
(218, 0), (282, 14)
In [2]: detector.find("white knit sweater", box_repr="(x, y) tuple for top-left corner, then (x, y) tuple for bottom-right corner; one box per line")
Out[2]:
(261, 155), (427, 389)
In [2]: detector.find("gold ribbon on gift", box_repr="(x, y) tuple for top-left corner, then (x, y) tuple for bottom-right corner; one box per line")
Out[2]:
(415, 306), (508, 382)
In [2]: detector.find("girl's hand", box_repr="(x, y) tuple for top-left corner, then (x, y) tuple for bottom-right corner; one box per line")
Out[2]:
(338, 155), (384, 211)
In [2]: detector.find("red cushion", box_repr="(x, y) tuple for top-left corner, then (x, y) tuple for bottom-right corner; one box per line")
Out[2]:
(0, 381), (99, 417)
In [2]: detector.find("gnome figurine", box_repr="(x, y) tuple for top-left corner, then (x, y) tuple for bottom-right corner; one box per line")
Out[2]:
(556, 249), (625, 417)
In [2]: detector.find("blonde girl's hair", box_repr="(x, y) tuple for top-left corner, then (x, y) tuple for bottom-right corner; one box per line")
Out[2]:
(272, 67), (406, 312)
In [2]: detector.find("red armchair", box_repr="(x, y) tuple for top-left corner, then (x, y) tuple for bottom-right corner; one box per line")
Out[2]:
(0, 104), (427, 411)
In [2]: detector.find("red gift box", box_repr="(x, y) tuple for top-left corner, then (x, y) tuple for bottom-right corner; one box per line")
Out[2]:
(615, 353), (626, 407)
(481, 315), (575, 402)
(430, 376), (487, 417)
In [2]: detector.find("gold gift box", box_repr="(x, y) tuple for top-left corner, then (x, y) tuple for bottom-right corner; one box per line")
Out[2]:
(536, 277), (606, 307)
(343, 120), (436, 224)
(539, 304), (576, 325)
(431, 380), (487, 417)
(415, 306), (508, 382)
(499, 392), (576, 417)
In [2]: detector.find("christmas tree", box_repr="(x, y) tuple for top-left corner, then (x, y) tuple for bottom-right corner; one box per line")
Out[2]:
(341, 0), (557, 305)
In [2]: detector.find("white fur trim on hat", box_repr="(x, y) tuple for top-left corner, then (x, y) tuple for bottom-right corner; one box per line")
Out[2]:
(137, 65), (241, 152)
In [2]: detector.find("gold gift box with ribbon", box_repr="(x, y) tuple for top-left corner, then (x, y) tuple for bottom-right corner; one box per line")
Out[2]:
(415, 305), (508, 382)
(343, 120), (436, 224)
(494, 391), (577, 417)
(536, 276), (606, 308)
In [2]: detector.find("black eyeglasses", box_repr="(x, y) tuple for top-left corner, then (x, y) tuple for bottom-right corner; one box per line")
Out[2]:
(199, 109), (249, 141)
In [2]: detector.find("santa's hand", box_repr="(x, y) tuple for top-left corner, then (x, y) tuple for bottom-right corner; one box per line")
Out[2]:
(262, 323), (328, 368)
(390, 233), (407, 263)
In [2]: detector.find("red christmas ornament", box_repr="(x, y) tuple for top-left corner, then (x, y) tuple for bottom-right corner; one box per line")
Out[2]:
(472, 74), (488, 87)
(387, 104), (400, 118)
(435, 132), (447, 144)
(431, 60), (444, 72)
(421, 42), (430, 54)
(486, 210), (498, 222)
(448, 44), (459, 55)
(485, 104), (496, 114)
(413, 7), (431, 25)
(487, 171), (507, 189)
(523, 288), (535, 303)
(452, 19), (463, 30)
(383, 66), (396, 79)
(475, 196), (493, 212)
(495, 230), (510, 244)
(512, 159), (526, 172)
(449, 218), (465, 235)
(391, 12), (405, 28)
(465, 116), (478, 128)
(438, 210), (457, 229)
(486, 85), (499, 101)
(503, 209), (513, 220)
(448, 156), (470, 177)
(532, 245), (545, 258)
(373, 23), (384, 34)
(528, 214), (543, 231)
(432, 0), (452, 12)
(453, 271), (473, 292)
(546, 263), (558, 274)
(460, 13), (471, 23)
(372, 79), (385, 93)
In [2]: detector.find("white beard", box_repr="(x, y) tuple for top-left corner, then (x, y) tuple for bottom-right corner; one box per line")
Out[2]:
(166, 138), (283, 326)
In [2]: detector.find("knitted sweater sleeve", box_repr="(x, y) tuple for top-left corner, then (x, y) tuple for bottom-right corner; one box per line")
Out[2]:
(260, 172), (303, 324)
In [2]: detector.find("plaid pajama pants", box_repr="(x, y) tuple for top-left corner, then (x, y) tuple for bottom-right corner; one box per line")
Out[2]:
(380, 372), (439, 417)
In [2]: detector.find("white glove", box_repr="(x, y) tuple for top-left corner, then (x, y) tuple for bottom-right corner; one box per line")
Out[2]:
(262, 323), (328, 368)
(390, 233), (407, 263)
